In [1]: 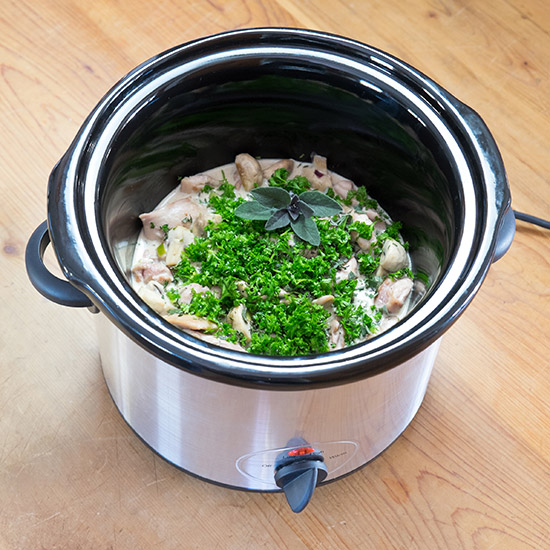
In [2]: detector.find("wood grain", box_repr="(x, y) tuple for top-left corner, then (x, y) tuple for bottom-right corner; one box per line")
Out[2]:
(1, 0), (549, 548)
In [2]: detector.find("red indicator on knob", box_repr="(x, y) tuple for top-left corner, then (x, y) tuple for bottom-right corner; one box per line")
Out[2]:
(288, 446), (315, 457)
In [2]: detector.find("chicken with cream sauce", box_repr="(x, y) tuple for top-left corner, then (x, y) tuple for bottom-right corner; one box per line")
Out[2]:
(131, 154), (418, 356)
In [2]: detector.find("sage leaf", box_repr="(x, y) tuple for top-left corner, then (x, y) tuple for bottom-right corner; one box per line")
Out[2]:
(291, 215), (321, 246)
(234, 201), (275, 220)
(297, 200), (314, 218)
(299, 190), (342, 217)
(287, 193), (302, 221)
(265, 209), (291, 230)
(250, 187), (291, 209)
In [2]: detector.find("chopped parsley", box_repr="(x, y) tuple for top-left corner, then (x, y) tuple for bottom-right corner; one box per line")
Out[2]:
(387, 267), (414, 280)
(348, 220), (374, 240)
(342, 186), (379, 210)
(377, 221), (403, 242)
(268, 168), (312, 194)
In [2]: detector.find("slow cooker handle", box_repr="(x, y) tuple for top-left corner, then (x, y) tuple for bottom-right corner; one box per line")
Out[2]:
(26, 221), (94, 308)
(493, 207), (515, 262)
(443, 94), (515, 262)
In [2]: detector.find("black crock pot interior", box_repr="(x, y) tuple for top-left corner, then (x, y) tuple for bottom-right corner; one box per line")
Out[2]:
(99, 55), (465, 318)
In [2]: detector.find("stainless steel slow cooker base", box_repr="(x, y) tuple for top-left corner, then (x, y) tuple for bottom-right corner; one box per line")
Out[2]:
(97, 314), (440, 490)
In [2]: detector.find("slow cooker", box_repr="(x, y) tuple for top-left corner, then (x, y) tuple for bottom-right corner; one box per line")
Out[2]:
(26, 28), (515, 513)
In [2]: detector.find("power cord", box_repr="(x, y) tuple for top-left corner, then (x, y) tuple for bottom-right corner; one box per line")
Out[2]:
(513, 210), (550, 229)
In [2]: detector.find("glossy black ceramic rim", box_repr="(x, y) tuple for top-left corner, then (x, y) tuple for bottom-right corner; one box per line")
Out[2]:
(46, 28), (511, 389)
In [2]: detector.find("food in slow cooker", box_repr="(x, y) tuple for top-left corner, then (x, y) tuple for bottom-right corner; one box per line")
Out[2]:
(131, 154), (418, 356)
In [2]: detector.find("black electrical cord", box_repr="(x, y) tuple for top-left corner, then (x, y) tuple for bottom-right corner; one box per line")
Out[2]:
(513, 210), (550, 229)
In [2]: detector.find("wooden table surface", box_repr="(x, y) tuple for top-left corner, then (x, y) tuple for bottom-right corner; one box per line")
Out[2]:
(1, 0), (549, 548)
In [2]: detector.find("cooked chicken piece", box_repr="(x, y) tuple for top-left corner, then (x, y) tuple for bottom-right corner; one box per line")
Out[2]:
(183, 329), (247, 352)
(313, 295), (335, 308)
(180, 174), (216, 194)
(329, 317), (345, 350)
(139, 198), (211, 239)
(236, 280), (248, 297)
(178, 283), (210, 305)
(349, 211), (375, 251)
(336, 257), (359, 282)
(375, 277), (413, 313)
(165, 226), (195, 266)
(132, 259), (173, 284)
(137, 282), (170, 314)
(350, 211), (372, 225)
(377, 315), (399, 333)
(356, 208), (386, 232)
(379, 240), (408, 272)
(263, 158), (295, 180)
(227, 304), (252, 342)
(375, 220), (387, 233)
(332, 174), (357, 199)
(356, 237), (371, 252)
(235, 153), (263, 191)
(300, 155), (332, 192)
(365, 209), (380, 223)
(163, 314), (217, 331)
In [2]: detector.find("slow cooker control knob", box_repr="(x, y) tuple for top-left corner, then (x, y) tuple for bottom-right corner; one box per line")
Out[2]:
(274, 447), (328, 513)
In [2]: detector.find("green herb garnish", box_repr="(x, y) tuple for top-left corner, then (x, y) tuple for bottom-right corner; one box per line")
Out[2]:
(387, 267), (414, 280)
(234, 185), (342, 246)
(342, 186), (378, 209)
(348, 220), (374, 240)
(268, 168), (311, 194)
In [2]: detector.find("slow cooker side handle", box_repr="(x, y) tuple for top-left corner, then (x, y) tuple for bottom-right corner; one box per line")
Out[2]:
(442, 93), (516, 262)
(492, 207), (515, 262)
(26, 221), (95, 308)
